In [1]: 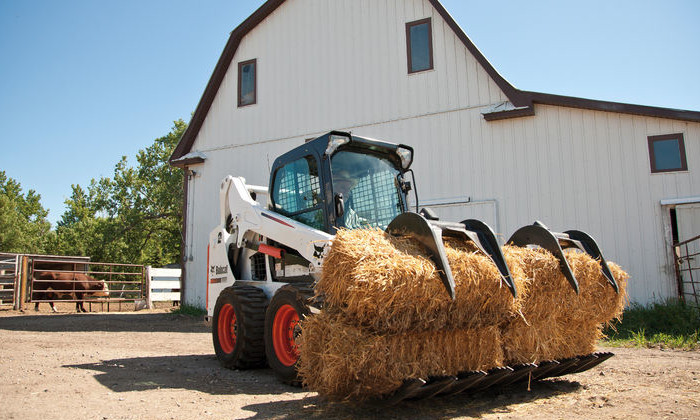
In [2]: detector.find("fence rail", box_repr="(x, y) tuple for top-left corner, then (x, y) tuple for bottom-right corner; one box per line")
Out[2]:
(674, 234), (700, 308)
(146, 267), (181, 307)
(0, 255), (19, 308)
(30, 258), (146, 312)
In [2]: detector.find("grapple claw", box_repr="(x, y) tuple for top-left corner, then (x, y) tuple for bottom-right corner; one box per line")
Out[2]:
(564, 230), (619, 293)
(462, 219), (517, 297)
(437, 219), (517, 297)
(507, 222), (580, 293)
(508, 222), (618, 294)
(387, 212), (456, 300)
(386, 212), (518, 299)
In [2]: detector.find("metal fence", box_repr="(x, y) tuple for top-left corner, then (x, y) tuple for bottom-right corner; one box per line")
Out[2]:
(30, 259), (146, 312)
(0, 254), (19, 308)
(674, 234), (700, 308)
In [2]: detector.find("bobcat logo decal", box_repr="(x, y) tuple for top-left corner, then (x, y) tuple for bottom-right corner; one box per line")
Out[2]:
(313, 244), (326, 259)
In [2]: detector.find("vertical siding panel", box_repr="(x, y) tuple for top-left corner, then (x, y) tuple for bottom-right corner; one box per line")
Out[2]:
(532, 109), (552, 224)
(520, 116), (537, 222)
(619, 115), (645, 297)
(442, 17), (458, 110)
(465, 46), (480, 107)
(597, 112), (621, 262)
(547, 107), (565, 226)
(606, 113), (632, 280)
(556, 107), (574, 225)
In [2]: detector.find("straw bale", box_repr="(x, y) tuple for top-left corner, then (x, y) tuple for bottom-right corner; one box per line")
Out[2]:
(500, 246), (629, 364)
(318, 229), (522, 334)
(297, 309), (504, 401)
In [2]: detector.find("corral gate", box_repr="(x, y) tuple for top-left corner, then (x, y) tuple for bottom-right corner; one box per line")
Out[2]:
(30, 258), (146, 312)
(0, 253), (20, 309)
(674, 234), (700, 308)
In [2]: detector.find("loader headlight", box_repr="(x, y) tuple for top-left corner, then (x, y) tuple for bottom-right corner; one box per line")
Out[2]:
(396, 146), (413, 169)
(325, 134), (351, 156)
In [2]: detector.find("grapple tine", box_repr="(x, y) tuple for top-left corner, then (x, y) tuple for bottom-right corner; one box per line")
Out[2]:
(423, 218), (518, 298)
(564, 230), (619, 293)
(507, 222), (580, 294)
(462, 219), (517, 298)
(370, 378), (426, 407)
(386, 212), (456, 300)
(409, 376), (457, 400)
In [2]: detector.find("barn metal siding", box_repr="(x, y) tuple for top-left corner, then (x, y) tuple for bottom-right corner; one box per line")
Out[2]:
(181, 0), (700, 307)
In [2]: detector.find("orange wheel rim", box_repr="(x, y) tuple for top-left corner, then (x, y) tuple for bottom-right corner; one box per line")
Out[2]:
(272, 304), (300, 367)
(218, 304), (236, 353)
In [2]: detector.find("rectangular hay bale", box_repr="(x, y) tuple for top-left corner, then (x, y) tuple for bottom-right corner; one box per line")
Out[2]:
(297, 309), (504, 401)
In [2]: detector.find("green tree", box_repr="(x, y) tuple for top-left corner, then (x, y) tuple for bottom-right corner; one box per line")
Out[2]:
(0, 171), (52, 253)
(53, 120), (186, 266)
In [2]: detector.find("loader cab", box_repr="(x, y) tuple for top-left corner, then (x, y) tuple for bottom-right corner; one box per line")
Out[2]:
(269, 131), (414, 234)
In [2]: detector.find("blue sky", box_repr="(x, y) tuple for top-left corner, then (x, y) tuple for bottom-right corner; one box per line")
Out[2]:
(1, 0), (698, 226)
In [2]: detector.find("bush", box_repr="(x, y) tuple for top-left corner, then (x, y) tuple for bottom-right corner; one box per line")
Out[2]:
(604, 299), (700, 349)
(170, 304), (206, 317)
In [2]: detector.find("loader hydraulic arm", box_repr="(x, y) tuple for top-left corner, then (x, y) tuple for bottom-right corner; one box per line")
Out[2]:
(220, 176), (333, 270)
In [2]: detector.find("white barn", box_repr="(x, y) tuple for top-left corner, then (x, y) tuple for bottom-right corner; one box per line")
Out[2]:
(170, 0), (700, 308)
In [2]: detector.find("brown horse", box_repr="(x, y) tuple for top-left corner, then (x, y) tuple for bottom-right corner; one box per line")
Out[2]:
(32, 271), (109, 313)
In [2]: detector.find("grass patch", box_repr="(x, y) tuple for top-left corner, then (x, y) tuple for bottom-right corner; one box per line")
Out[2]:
(603, 299), (700, 350)
(170, 304), (206, 317)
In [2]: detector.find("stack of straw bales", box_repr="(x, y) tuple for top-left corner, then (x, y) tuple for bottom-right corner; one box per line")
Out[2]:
(501, 246), (628, 364)
(298, 228), (628, 401)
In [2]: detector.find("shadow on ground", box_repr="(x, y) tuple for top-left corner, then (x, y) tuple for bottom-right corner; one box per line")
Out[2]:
(65, 353), (581, 417)
(0, 312), (208, 333)
(65, 354), (306, 396)
(240, 378), (581, 419)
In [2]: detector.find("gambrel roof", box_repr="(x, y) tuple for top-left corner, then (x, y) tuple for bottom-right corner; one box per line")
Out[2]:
(170, 0), (700, 165)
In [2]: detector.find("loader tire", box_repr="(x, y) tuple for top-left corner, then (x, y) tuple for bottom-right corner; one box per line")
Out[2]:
(264, 284), (312, 385)
(213, 286), (268, 369)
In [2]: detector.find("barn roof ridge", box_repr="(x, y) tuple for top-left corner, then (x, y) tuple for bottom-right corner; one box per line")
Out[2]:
(170, 0), (700, 165)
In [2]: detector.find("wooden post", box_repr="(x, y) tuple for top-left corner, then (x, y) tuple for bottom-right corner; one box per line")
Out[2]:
(12, 255), (20, 310)
(145, 265), (153, 309)
(19, 256), (28, 311)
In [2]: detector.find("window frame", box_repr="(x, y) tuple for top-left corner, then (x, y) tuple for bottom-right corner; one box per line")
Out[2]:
(647, 133), (688, 173)
(405, 18), (434, 74)
(270, 154), (326, 231)
(237, 59), (257, 107)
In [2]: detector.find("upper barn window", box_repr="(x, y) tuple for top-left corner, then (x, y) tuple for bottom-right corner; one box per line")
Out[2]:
(648, 133), (688, 173)
(406, 18), (433, 74)
(238, 59), (257, 107)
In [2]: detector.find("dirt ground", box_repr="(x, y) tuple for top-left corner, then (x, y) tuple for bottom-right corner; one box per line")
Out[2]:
(0, 306), (698, 420)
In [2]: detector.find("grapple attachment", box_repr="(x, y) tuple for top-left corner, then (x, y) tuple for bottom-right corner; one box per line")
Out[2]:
(386, 212), (517, 299)
(373, 352), (615, 406)
(507, 221), (618, 293)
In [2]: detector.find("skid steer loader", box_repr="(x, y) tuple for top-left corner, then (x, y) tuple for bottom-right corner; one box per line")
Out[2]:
(207, 131), (620, 403)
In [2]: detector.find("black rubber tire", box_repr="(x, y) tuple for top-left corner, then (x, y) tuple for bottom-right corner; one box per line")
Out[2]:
(264, 284), (312, 385)
(212, 285), (268, 369)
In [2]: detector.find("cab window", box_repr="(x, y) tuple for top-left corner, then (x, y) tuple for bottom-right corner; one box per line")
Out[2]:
(272, 156), (324, 230)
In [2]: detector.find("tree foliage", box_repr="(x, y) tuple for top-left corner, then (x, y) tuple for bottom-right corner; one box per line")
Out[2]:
(0, 171), (52, 253)
(51, 120), (186, 266)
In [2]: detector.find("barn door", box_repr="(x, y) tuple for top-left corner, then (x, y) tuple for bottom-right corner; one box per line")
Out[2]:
(675, 203), (700, 306)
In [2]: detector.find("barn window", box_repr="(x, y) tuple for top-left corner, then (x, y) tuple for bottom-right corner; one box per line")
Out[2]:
(238, 59), (256, 107)
(648, 133), (688, 173)
(406, 18), (433, 74)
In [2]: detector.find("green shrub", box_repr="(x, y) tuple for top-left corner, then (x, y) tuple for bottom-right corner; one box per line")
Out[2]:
(170, 304), (206, 317)
(604, 299), (700, 349)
